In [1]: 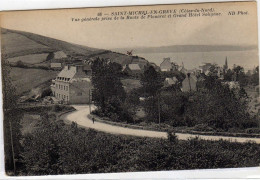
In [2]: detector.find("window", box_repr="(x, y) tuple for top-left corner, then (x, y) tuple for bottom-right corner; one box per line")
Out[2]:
(64, 86), (65, 90)
(66, 86), (68, 91)
(56, 84), (58, 88)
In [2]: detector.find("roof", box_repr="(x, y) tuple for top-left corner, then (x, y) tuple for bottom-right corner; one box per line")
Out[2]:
(58, 68), (76, 79)
(57, 65), (88, 81)
(54, 51), (67, 59)
(160, 58), (172, 68)
(51, 63), (62, 68)
(128, 64), (141, 71)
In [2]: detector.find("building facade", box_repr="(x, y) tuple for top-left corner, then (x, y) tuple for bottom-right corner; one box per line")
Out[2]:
(51, 65), (92, 104)
(160, 57), (179, 72)
(181, 73), (197, 92)
(160, 58), (172, 71)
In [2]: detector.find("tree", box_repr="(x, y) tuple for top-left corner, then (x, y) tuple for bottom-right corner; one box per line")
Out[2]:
(124, 89), (140, 118)
(140, 66), (163, 97)
(250, 66), (259, 85)
(233, 66), (247, 86)
(2, 60), (23, 174)
(46, 52), (55, 61)
(16, 60), (26, 68)
(140, 66), (163, 122)
(91, 58), (126, 120)
(224, 69), (233, 81)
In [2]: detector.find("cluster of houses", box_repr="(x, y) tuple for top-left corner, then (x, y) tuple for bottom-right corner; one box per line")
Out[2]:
(159, 57), (231, 92)
(49, 54), (244, 104)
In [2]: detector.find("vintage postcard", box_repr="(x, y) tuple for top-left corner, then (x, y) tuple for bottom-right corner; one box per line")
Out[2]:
(0, 1), (259, 176)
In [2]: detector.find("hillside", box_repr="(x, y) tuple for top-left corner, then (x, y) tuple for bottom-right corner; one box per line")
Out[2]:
(1, 28), (152, 96)
(9, 67), (57, 95)
(1, 28), (150, 68)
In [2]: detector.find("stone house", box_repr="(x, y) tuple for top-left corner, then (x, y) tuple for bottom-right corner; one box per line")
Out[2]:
(160, 58), (172, 71)
(51, 64), (92, 104)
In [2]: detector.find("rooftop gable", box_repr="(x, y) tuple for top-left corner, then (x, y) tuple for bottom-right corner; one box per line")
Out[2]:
(128, 64), (141, 71)
(160, 58), (172, 68)
(57, 65), (88, 80)
(54, 51), (67, 59)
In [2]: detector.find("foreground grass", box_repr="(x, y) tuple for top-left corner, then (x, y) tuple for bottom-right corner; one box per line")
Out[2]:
(16, 110), (260, 175)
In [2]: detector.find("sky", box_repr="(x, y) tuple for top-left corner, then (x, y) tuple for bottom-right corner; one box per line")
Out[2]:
(0, 1), (258, 49)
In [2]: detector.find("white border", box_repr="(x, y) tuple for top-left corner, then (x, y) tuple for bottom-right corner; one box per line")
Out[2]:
(0, 0), (255, 11)
(0, 0), (260, 179)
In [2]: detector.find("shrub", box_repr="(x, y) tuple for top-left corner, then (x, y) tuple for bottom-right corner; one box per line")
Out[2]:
(52, 105), (63, 112)
(192, 124), (214, 132)
(16, 60), (26, 68)
(245, 128), (260, 134)
(41, 88), (52, 98)
(167, 130), (178, 143)
(20, 115), (260, 175)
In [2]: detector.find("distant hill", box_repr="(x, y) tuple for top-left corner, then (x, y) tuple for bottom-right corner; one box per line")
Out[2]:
(113, 45), (258, 54)
(1, 28), (150, 69)
(1, 28), (153, 96)
(1, 28), (104, 58)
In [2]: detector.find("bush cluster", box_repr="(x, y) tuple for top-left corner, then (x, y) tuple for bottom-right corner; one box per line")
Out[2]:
(19, 114), (260, 175)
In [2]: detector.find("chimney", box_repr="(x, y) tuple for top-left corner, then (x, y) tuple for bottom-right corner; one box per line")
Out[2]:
(75, 65), (83, 72)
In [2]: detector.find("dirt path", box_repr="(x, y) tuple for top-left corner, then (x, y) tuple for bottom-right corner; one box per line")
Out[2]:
(62, 105), (260, 144)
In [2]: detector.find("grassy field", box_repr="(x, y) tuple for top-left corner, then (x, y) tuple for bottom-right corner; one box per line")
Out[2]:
(7, 53), (49, 64)
(1, 30), (52, 55)
(9, 67), (57, 95)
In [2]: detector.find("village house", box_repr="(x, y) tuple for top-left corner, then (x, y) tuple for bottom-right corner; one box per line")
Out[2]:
(51, 64), (92, 104)
(199, 62), (213, 73)
(51, 62), (63, 70)
(49, 51), (68, 70)
(160, 57), (179, 72)
(123, 63), (143, 78)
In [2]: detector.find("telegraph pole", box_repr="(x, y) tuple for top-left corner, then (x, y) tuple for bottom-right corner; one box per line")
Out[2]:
(9, 120), (16, 175)
(187, 73), (192, 92)
(89, 89), (91, 113)
(157, 90), (161, 125)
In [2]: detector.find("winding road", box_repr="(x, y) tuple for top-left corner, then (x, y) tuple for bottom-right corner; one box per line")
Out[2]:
(62, 105), (260, 144)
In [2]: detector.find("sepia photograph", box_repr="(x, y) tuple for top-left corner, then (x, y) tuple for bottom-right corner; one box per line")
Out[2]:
(0, 1), (259, 176)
